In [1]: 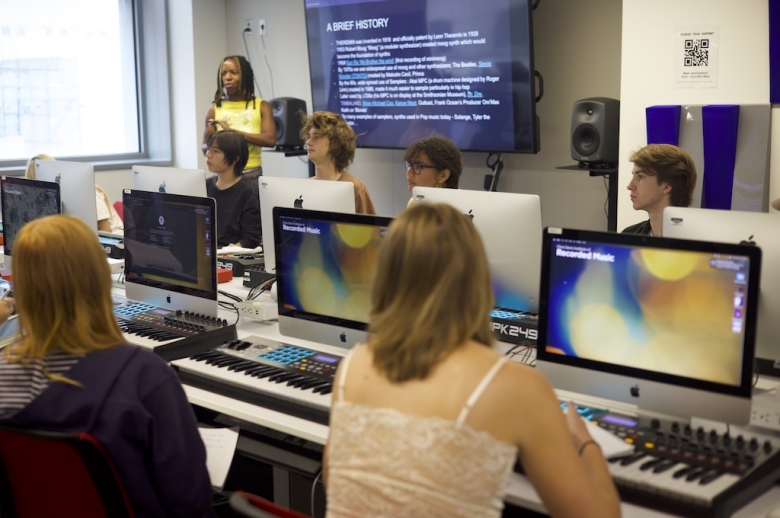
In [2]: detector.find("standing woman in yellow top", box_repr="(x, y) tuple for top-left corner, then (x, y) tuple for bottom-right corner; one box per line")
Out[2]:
(202, 55), (277, 186)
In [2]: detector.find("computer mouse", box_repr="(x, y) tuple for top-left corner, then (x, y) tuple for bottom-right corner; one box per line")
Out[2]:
(766, 506), (780, 518)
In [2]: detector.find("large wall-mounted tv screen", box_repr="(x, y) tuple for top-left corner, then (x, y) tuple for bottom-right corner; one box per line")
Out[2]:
(304, 0), (538, 153)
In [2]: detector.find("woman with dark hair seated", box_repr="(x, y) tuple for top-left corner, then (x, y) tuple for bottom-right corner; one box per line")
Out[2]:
(206, 129), (262, 249)
(0, 215), (215, 517)
(403, 135), (463, 208)
(324, 203), (620, 518)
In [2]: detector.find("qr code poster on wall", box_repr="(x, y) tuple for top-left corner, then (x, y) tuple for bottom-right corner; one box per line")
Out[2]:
(675, 26), (719, 87)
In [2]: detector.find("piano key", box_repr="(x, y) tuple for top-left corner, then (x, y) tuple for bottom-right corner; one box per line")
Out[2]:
(609, 451), (742, 506)
(122, 331), (181, 351)
(173, 355), (332, 415)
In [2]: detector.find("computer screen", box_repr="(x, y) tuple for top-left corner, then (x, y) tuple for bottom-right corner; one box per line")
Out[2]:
(664, 207), (780, 375)
(304, 0), (539, 153)
(535, 227), (761, 425)
(122, 189), (218, 317)
(259, 177), (356, 274)
(1, 177), (61, 271)
(35, 160), (98, 234)
(132, 165), (207, 198)
(412, 187), (541, 312)
(274, 206), (392, 348)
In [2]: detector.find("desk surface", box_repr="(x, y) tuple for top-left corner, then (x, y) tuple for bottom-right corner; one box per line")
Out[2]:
(122, 278), (780, 518)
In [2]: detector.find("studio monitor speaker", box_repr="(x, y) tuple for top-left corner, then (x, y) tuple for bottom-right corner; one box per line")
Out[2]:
(571, 97), (620, 165)
(270, 97), (307, 149)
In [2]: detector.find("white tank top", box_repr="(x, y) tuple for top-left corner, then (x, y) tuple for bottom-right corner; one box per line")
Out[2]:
(325, 350), (518, 518)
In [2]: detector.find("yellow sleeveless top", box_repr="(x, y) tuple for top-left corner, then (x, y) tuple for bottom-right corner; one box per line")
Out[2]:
(214, 99), (264, 169)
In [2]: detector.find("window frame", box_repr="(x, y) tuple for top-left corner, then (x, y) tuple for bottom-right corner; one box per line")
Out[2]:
(0, 0), (172, 174)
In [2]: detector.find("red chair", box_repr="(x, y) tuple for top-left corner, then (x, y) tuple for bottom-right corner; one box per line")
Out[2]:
(113, 200), (124, 222)
(229, 490), (311, 518)
(0, 424), (134, 518)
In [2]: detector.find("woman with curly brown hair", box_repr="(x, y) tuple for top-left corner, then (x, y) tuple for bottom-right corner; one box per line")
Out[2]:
(300, 111), (377, 215)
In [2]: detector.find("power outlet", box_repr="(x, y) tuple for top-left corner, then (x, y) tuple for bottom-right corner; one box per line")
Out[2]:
(236, 300), (277, 321)
(749, 390), (780, 431)
(244, 18), (253, 34)
(258, 18), (267, 36)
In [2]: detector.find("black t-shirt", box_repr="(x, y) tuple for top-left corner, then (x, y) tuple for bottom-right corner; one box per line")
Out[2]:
(206, 175), (262, 248)
(621, 219), (652, 235)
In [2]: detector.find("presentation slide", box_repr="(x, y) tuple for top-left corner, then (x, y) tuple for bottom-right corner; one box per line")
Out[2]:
(305, 0), (535, 152)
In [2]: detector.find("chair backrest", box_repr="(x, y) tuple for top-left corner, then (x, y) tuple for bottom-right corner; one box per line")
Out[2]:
(0, 424), (134, 518)
(113, 200), (124, 222)
(229, 490), (311, 518)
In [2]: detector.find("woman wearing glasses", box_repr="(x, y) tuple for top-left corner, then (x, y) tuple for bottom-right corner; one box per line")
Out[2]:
(404, 135), (462, 208)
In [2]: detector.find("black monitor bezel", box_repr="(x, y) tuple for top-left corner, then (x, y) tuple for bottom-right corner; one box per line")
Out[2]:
(536, 227), (761, 399)
(122, 189), (218, 301)
(1, 176), (62, 257)
(273, 206), (393, 331)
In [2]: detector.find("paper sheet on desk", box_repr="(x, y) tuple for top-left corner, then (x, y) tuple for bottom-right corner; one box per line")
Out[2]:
(583, 418), (634, 459)
(217, 245), (263, 255)
(198, 426), (239, 490)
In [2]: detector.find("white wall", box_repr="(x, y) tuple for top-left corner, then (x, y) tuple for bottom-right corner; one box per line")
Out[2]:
(223, 0), (623, 225)
(618, 0), (775, 228)
(96, 0), (228, 205)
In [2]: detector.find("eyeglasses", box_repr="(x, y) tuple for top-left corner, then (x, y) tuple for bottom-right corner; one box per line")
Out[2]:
(405, 161), (439, 175)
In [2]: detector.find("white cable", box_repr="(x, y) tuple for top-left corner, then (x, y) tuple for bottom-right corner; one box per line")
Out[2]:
(242, 30), (263, 99)
(260, 34), (275, 99)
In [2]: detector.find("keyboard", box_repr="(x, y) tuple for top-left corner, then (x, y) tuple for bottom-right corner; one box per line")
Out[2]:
(172, 336), (342, 425)
(216, 253), (264, 277)
(114, 300), (237, 361)
(98, 232), (124, 259)
(518, 406), (780, 518)
(606, 419), (780, 517)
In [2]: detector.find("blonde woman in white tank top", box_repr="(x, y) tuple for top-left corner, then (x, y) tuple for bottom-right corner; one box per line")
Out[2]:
(324, 203), (620, 518)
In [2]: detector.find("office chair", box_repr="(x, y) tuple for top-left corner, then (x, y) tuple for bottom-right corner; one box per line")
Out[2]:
(229, 490), (312, 518)
(0, 424), (134, 518)
(113, 201), (124, 222)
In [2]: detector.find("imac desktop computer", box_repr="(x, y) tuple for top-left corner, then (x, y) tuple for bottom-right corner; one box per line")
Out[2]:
(259, 176), (355, 273)
(1, 177), (62, 272)
(411, 187), (542, 313)
(535, 227), (761, 425)
(35, 159), (98, 234)
(664, 207), (780, 376)
(122, 189), (218, 317)
(132, 165), (207, 198)
(273, 206), (392, 348)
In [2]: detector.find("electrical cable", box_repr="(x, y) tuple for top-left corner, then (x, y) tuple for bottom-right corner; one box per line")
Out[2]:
(310, 470), (324, 518)
(242, 29), (263, 98)
(523, 345), (535, 365)
(504, 344), (523, 356)
(247, 276), (276, 301)
(485, 152), (503, 191)
(260, 34), (276, 99)
(218, 290), (243, 303)
(602, 175), (609, 220)
(218, 300), (240, 325)
(753, 356), (760, 388)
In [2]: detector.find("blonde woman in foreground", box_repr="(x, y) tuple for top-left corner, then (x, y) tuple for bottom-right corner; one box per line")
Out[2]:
(323, 203), (620, 518)
(0, 216), (214, 517)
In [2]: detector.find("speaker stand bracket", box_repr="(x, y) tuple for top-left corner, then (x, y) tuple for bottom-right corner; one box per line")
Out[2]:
(556, 163), (618, 232)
